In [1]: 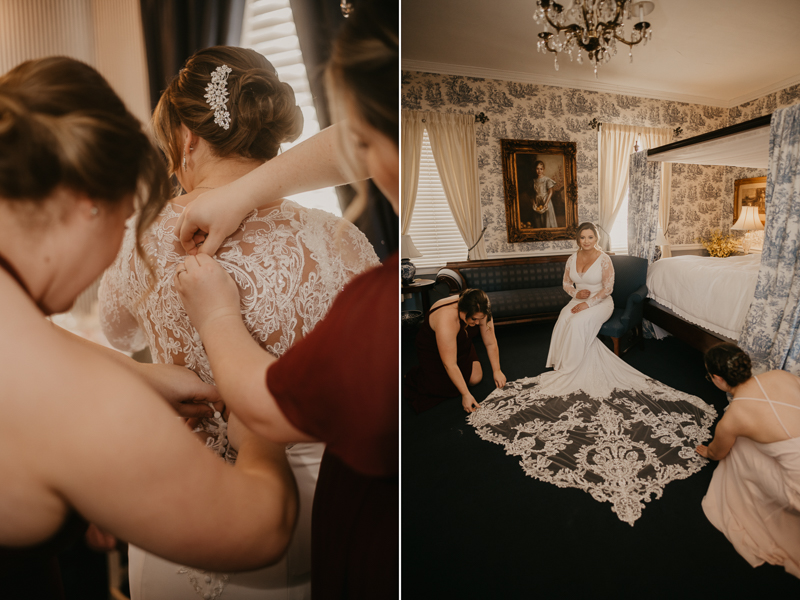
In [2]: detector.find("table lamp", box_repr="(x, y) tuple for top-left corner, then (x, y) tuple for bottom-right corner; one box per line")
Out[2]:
(731, 201), (765, 254)
(401, 234), (422, 285)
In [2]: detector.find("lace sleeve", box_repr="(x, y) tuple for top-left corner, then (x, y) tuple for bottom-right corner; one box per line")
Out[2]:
(586, 253), (614, 308)
(97, 228), (148, 353)
(562, 254), (577, 298)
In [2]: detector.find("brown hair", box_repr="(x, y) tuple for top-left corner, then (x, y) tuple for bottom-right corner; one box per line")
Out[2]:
(0, 57), (170, 268)
(458, 289), (492, 322)
(325, 1), (398, 218)
(705, 343), (753, 388)
(575, 222), (600, 246)
(152, 46), (303, 175)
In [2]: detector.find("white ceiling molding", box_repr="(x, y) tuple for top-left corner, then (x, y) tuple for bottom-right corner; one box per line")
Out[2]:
(402, 59), (785, 109)
(729, 72), (800, 109)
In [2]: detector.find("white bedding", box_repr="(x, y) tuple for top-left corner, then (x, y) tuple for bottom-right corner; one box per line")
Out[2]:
(646, 254), (762, 340)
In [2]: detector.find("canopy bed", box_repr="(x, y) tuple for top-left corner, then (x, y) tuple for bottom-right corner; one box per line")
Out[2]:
(633, 106), (800, 375)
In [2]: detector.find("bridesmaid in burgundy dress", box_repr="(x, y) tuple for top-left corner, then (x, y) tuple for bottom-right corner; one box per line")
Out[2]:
(405, 289), (506, 413)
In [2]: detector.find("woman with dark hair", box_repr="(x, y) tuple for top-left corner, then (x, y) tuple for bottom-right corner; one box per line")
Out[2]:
(98, 45), (378, 599)
(0, 56), (301, 599)
(147, 2), (399, 597)
(468, 222), (716, 526)
(697, 343), (800, 578)
(405, 288), (506, 413)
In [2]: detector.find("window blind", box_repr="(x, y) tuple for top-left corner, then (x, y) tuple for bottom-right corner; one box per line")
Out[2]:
(407, 130), (469, 269)
(240, 0), (340, 215)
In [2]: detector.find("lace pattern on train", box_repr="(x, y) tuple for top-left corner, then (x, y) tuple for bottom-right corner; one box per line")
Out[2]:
(468, 376), (716, 525)
(99, 200), (378, 599)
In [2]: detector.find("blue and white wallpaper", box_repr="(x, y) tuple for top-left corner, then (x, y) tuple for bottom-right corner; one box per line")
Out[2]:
(402, 70), (800, 254)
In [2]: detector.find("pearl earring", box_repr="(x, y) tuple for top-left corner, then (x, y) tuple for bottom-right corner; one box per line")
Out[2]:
(90, 206), (99, 216)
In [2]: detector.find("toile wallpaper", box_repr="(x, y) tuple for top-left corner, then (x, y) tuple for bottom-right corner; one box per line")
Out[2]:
(401, 70), (800, 255)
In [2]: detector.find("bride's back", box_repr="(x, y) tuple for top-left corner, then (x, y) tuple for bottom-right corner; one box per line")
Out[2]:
(99, 197), (377, 381)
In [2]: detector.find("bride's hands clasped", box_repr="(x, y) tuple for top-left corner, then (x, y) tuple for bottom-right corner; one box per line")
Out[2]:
(575, 289), (590, 300)
(174, 254), (241, 336)
(571, 302), (589, 314)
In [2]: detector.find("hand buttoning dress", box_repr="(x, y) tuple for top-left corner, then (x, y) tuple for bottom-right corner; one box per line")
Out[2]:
(469, 251), (717, 525)
(701, 376), (800, 578)
(98, 199), (379, 600)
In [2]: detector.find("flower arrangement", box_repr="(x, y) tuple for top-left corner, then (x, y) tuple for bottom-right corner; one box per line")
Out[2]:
(697, 230), (739, 258)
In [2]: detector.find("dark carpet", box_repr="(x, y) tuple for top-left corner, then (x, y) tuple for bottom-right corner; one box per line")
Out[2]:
(401, 320), (799, 599)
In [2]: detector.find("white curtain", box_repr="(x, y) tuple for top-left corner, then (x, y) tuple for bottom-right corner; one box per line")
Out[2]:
(424, 112), (487, 260)
(598, 124), (640, 250)
(401, 110), (425, 235)
(639, 127), (673, 257)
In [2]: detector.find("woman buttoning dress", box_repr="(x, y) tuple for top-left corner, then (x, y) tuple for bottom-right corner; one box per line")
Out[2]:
(698, 343), (800, 578)
(98, 46), (378, 600)
(469, 222), (717, 525)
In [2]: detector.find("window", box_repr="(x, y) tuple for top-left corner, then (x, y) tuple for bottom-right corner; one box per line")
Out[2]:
(240, 0), (340, 216)
(407, 130), (469, 269)
(609, 191), (629, 254)
(607, 134), (642, 255)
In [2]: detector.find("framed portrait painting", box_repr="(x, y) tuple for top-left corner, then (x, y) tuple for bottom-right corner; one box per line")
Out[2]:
(500, 139), (578, 242)
(733, 176), (767, 226)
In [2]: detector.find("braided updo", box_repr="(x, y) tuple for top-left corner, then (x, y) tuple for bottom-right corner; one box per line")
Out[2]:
(152, 46), (304, 174)
(705, 342), (753, 388)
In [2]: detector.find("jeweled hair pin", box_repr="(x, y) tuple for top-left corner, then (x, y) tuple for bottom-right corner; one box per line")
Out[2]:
(204, 64), (232, 130)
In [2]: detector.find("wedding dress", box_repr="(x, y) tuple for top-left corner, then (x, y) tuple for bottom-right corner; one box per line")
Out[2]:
(99, 199), (379, 600)
(468, 252), (717, 525)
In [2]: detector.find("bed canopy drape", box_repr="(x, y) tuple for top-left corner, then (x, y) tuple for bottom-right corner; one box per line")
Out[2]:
(627, 150), (662, 264)
(738, 104), (800, 375)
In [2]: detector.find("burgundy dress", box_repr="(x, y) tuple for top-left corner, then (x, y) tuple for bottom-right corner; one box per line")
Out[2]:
(268, 253), (398, 600)
(404, 300), (480, 413)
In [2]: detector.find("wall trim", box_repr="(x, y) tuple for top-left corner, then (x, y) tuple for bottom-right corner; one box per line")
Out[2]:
(402, 60), (734, 108)
(730, 72), (800, 108)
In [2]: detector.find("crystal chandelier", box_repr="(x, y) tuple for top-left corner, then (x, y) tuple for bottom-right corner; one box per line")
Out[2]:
(534, 0), (654, 77)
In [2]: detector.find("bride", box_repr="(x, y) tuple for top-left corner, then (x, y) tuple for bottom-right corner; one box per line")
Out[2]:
(98, 46), (378, 599)
(469, 222), (717, 525)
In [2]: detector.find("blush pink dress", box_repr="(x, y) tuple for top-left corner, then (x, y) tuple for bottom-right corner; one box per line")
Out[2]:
(701, 375), (800, 578)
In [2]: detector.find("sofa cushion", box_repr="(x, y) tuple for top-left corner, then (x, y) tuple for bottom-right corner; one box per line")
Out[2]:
(486, 287), (571, 319)
(460, 262), (565, 292)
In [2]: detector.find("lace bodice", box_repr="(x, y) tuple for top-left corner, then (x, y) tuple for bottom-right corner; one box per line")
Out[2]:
(99, 199), (379, 452)
(562, 252), (614, 308)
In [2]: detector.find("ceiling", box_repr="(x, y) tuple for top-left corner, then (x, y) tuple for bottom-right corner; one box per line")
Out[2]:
(401, 0), (800, 108)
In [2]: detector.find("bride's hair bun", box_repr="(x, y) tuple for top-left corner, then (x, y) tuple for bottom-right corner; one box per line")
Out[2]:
(704, 342), (752, 387)
(153, 46), (304, 174)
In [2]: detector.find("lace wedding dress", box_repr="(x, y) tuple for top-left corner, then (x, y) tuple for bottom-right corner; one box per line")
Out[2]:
(468, 252), (717, 525)
(99, 199), (379, 600)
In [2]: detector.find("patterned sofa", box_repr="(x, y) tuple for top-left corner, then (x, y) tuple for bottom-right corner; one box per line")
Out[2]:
(435, 255), (572, 324)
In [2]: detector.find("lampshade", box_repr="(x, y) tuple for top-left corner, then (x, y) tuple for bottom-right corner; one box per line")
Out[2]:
(731, 206), (765, 231)
(401, 234), (422, 259)
(655, 227), (668, 245)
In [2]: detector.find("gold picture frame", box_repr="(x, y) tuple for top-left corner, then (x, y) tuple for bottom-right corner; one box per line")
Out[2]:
(501, 139), (578, 242)
(733, 176), (767, 226)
